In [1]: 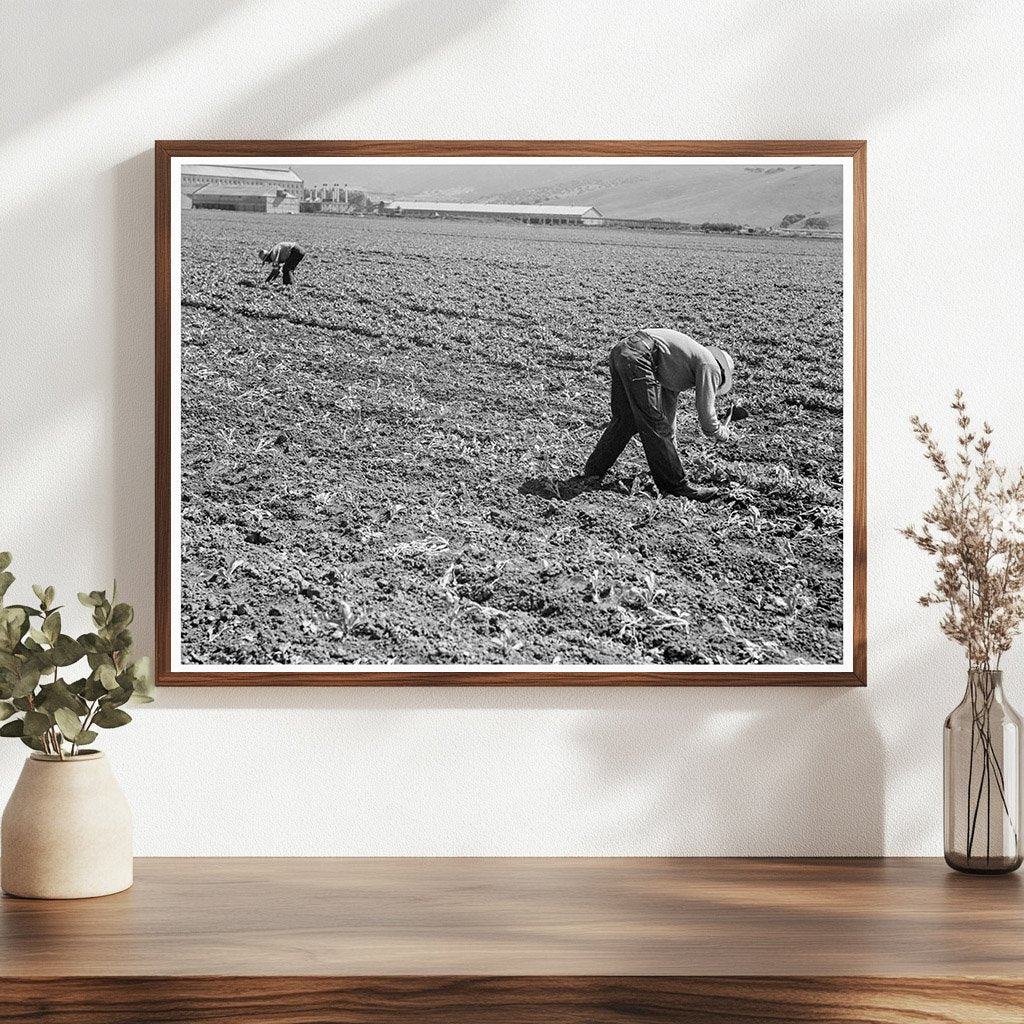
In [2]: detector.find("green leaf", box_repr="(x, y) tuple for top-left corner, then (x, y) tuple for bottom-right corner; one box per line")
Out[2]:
(19, 734), (45, 752)
(7, 604), (42, 619)
(110, 603), (134, 629)
(2, 607), (27, 627)
(32, 584), (47, 608)
(28, 626), (49, 646)
(127, 657), (155, 703)
(42, 611), (60, 644)
(80, 634), (112, 655)
(36, 678), (88, 717)
(74, 730), (98, 747)
(0, 700), (15, 721)
(78, 592), (100, 608)
(0, 718), (24, 737)
(11, 666), (41, 699)
(49, 635), (85, 667)
(22, 711), (51, 738)
(44, 586), (55, 608)
(83, 675), (108, 701)
(98, 663), (118, 690)
(113, 629), (134, 656)
(0, 571), (15, 601)
(0, 606), (27, 651)
(103, 685), (132, 708)
(0, 674), (17, 697)
(93, 705), (132, 729)
(54, 707), (85, 741)
(0, 552), (11, 573)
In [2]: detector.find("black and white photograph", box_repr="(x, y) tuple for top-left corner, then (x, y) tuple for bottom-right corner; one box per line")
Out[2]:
(165, 149), (859, 680)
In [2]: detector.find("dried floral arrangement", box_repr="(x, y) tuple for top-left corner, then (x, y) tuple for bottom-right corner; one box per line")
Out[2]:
(0, 553), (153, 759)
(903, 391), (1023, 867)
(902, 391), (1024, 669)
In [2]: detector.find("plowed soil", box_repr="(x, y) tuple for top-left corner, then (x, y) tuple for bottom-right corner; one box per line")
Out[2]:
(179, 211), (845, 667)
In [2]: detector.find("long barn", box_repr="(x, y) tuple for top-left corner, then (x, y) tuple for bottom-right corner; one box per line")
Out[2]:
(383, 201), (604, 226)
(189, 183), (300, 215)
(181, 165), (303, 210)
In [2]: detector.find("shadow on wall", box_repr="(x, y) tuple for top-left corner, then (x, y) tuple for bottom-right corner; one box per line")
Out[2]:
(204, 0), (509, 137)
(875, 632), (969, 856)
(111, 151), (156, 660)
(1, 0), (508, 141)
(147, 680), (886, 856)
(0, 1), (244, 138)
(573, 686), (884, 855)
(719, 0), (973, 130)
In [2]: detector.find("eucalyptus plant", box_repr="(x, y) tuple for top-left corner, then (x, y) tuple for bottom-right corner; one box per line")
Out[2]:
(0, 552), (153, 759)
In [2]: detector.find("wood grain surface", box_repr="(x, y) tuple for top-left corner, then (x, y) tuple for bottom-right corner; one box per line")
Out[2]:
(3, 856), (1022, 977)
(2, 858), (1021, 1023)
(155, 138), (867, 687)
(0, 976), (1022, 1024)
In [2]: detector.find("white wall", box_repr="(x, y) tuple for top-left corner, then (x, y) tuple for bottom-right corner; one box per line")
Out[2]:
(1, 0), (1022, 855)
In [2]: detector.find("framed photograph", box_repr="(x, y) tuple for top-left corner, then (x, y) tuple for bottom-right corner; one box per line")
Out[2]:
(156, 141), (865, 686)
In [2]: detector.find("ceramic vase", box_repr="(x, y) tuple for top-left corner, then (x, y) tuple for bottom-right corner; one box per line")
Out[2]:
(1, 751), (133, 898)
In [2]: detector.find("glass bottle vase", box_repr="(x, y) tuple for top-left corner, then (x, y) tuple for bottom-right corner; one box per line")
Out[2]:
(944, 669), (1023, 873)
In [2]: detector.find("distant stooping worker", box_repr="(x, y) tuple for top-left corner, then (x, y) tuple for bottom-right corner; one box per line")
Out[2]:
(258, 241), (305, 285)
(583, 328), (739, 501)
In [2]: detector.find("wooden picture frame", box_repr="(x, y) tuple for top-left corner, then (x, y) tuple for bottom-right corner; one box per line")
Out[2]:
(156, 140), (866, 686)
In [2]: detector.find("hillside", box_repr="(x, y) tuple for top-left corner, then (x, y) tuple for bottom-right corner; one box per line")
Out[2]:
(302, 162), (843, 230)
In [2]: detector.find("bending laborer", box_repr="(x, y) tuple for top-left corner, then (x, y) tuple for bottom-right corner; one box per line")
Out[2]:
(583, 328), (736, 501)
(258, 241), (305, 285)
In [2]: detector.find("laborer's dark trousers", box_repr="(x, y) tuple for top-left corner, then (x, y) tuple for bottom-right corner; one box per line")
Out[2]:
(584, 331), (686, 494)
(281, 246), (305, 285)
(268, 247), (306, 285)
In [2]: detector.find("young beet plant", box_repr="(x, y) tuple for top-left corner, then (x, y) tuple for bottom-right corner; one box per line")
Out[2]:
(0, 553), (153, 760)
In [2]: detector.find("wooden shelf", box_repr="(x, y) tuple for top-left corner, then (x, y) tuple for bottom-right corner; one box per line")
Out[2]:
(2, 857), (1022, 1022)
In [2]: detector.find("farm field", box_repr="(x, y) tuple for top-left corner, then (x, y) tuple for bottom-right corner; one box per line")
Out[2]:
(178, 211), (846, 667)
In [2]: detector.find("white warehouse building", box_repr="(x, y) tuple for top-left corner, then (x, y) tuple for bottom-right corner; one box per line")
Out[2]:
(181, 165), (304, 210)
(383, 202), (604, 225)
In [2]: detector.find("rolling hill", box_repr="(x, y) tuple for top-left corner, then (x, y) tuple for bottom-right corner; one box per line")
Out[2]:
(302, 162), (843, 230)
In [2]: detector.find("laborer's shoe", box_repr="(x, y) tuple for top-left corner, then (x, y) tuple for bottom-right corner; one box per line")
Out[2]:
(667, 483), (719, 502)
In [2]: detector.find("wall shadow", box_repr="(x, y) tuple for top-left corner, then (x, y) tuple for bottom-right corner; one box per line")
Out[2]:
(0, 1), (245, 139)
(710, 1), (972, 131)
(139, 679), (888, 856)
(111, 150), (157, 659)
(572, 686), (885, 855)
(196, 0), (510, 138)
